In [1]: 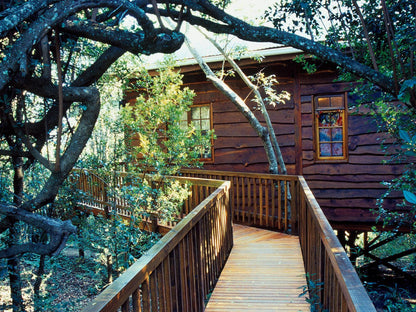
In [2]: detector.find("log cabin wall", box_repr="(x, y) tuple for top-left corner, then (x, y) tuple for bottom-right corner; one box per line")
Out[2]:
(179, 59), (298, 174)
(125, 55), (405, 230)
(297, 67), (405, 229)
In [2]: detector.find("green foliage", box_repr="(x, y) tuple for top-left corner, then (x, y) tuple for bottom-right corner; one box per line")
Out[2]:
(399, 79), (416, 105)
(298, 273), (328, 312)
(78, 53), (141, 171)
(249, 72), (291, 109)
(122, 65), (213, 176)
(293, 54), (317, 74)
(118, 177), (190, 221)
(77, 213), (159, 276)
(366, 283), (416, 312)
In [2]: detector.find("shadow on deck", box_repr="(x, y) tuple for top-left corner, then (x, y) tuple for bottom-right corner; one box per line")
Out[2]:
(205, 224), (309, 311)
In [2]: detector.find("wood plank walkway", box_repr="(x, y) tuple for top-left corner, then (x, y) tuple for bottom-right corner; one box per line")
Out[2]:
(205, 224), (310, 312)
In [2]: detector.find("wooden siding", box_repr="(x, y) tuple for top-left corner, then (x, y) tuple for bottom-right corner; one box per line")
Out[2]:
(183, 66), (297, 174)
(298, 69), (404, 224)
(125, 58), (405, 228)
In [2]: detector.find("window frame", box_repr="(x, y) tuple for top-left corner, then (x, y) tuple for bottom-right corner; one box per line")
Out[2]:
(181, 103), (214, 162)
(313, 93), (348, 161)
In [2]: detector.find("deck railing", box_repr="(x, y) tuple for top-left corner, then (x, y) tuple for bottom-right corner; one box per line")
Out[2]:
(76, 171), (232, 312)
(74, 169), (375, 312)
(180, 169), (297, 232)
(71, 169), (222, 233)
(297, 176), (376, 312)
(180, 169), (376, 312)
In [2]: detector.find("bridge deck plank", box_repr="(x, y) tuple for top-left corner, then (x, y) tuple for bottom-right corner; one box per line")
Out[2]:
(205, 224), (309, 312)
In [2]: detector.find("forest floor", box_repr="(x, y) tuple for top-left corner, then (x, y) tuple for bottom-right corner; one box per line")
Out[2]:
(362, 265), (416, 311)
(0, 248), (101, 311)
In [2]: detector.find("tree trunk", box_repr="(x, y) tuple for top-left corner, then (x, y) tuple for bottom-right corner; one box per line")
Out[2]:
(8, 94), (25, 312)
(198, 29), (288, 174)
(184, 37), (280, 173)
(33, 254), (46, 312)
(8, 167), (24, 311)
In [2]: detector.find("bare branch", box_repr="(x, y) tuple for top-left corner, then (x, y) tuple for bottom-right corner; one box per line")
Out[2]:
(351, 0), (378, 71)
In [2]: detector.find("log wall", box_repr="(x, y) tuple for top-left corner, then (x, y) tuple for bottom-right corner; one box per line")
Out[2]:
(125, 58), (405, 229)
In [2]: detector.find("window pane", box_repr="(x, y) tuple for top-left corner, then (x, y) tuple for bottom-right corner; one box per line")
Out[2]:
(191, 107), (200, 120)
(320, 144), (331, 156)
(332, 143), (343, 156)
(319, 112), (342, 127)
(201, 119), (210, 130)
(317, 97), (330, 107)
(200, 106), (210, 119)
(330, 96), (343, 108)
(319, 128), (331, 142)
(332, 128), (343, 141)
(193, 120), (201, 130)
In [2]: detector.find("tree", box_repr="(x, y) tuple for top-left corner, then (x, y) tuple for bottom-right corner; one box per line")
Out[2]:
(1, 2), (186, 310)
(185, 28), (290, 174)
(120, 64), (212, 220)
(262, 0), (416, 228)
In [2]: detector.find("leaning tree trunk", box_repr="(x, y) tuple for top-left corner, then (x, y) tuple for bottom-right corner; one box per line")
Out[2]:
(185, 36), (281, 174)
(199, 31), (288, 174)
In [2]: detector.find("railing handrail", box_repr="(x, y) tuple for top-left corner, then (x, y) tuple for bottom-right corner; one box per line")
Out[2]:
(297, 176), (376, 311)
(180, 168), (299, 181)
(72, 168), (228, 229)
(81, 175), (232, 311)
(180, 168), (297, 232)
(73, 169), (375, 311)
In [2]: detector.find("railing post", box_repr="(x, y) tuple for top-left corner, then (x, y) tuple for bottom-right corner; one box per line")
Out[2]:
(290, 179), (298, 234)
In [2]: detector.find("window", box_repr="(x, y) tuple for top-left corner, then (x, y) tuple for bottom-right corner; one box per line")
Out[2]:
(314, 94), (348, 160)
(180, 104), (213, 160)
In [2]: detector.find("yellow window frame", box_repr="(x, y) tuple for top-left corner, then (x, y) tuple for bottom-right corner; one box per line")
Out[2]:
(313, 93), (348, 161)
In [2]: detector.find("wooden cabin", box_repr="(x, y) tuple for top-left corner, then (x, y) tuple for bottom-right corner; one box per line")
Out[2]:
(125, 46), (405, 232)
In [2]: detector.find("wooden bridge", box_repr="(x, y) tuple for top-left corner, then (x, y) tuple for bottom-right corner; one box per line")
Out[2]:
(72, 169), (376, 312)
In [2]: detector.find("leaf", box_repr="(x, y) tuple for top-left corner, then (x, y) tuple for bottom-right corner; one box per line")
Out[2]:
(398, 78), (416, 104)
(404, 150), (416, 157)
(403, 190), (416, 204)
(399, 129), (411, 142)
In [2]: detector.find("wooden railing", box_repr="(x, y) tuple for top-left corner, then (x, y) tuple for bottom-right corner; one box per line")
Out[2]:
(180, 169), (376, 312)
(74, 169), (375, 312)
(78, 173), (232, 312)
(297, 176), (376, 312)
(71, 169), (221, 233)
(180, 169), (297, 233)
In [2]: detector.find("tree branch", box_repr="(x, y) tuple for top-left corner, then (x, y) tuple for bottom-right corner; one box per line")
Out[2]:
(21, 86), (100, 211)
(169, 0), (396, 95)
(0, 204), (76, 258)
(198, 28), (287, 174)
(61, 20), (184, 55)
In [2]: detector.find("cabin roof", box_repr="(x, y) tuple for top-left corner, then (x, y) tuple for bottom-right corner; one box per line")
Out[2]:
(138, 45), (304, 77)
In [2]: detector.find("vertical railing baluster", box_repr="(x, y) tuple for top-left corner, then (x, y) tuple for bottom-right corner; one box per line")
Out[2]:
(132, 288), (141, 312)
